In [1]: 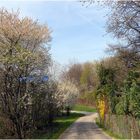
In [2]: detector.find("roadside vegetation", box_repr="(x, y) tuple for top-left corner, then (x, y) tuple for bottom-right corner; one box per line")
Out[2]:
(33, 113), (84, 139)
(95, 118), (124, 139)
(73, 104), (96, 112)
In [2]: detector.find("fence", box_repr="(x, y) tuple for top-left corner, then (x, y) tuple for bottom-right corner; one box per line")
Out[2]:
(104, 114), (140, 139)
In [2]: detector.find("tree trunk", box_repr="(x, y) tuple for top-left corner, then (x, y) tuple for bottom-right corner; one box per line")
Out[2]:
(12, 118), (24, 139)
(66, 107), (70, 116)
(16, 124), (23, 139)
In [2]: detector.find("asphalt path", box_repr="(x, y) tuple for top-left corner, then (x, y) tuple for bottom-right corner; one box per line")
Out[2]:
(59, 111), (112, 139)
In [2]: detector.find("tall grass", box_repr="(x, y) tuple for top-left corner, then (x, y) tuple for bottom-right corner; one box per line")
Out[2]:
(104, 114), (140, 139)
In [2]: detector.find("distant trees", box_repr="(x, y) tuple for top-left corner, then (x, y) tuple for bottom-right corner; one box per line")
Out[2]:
(61, 63), (82, 87)
(80, 62), (94, 90)
(62, 62), (98, 106)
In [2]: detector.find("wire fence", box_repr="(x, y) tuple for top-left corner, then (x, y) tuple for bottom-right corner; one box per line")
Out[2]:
(104, 114), (140, 139)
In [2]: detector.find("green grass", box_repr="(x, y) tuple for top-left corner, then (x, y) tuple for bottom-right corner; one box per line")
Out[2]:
(33, 113), (83, 139)
(73, 104), (96, 112)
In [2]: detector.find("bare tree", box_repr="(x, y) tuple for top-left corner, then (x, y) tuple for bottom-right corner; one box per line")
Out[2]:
(61, 63), (82, 87)
(106, 1), (140, 67)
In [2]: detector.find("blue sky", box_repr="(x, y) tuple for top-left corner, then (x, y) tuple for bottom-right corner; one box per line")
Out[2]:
(0, 0), (113, 65)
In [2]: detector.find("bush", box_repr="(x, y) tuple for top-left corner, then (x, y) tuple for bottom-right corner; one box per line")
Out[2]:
(0, 115), (15, 138)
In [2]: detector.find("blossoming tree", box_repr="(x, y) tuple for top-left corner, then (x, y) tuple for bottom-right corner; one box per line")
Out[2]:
(56, 80), (79, 116)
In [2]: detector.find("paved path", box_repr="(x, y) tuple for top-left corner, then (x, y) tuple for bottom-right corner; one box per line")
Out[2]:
(59, 111), (112, 139)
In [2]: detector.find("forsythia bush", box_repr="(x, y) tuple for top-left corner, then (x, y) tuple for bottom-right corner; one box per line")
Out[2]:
(97, 98), (105, 121)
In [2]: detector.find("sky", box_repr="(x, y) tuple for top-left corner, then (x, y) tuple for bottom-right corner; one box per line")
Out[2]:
(0, 0), (114, 65)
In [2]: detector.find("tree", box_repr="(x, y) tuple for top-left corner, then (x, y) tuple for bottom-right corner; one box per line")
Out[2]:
(56, 80), (79, 116)
(0, 8), (51, 138)
(61, 63), (82, 87)
(95, 60), (119, 122)
(106, 1), (140, 118)
(80, 62), (96, 91)
(31, 79), (58, 128)
(106, 1), (140, 68)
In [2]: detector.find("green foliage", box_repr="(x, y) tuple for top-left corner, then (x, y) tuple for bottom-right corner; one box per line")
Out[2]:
(115, 101), (125, 115)
(96, 64), (140, 118)
(97, 64), (115, 86)
(121, 71), (140, 118)
(129, 81), (140, 117)
(96, 63), (118, 114)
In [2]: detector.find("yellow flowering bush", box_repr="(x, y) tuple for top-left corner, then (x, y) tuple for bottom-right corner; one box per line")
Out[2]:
(97, 98), (105, 121)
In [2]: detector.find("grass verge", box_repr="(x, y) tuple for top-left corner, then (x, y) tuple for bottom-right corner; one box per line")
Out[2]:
(73, 104), (96, 112)
(33, 113), (83, 139)
(95, 118), (125, 139)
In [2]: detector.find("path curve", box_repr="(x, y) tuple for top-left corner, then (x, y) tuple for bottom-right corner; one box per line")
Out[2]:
(59, 111), (112, 139)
